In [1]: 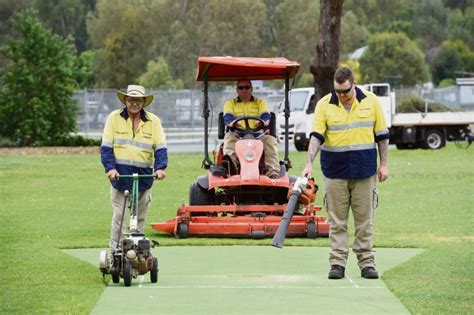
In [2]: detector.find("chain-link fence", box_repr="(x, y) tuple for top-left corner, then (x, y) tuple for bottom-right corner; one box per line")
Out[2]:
(393, 84), (474, 111)
(73, 88), (285, 144)
(73, 84), (473, 143)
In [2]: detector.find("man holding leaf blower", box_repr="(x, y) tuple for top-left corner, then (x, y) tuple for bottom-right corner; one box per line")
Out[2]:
(302, 67), (389, 280)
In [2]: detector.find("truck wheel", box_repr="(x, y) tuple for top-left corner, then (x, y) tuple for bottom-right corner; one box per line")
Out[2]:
(294, 141), (308, 152)
(123, 259), (132, 287)
(395, 143), (417, 150)
(150, 257), (158, 283)
(423, 129), (445, 149)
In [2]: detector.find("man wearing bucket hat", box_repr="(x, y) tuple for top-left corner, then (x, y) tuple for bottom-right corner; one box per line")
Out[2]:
(101, 85), (168, 254)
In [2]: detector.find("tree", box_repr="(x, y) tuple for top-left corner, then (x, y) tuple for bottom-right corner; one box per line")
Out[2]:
(87, 0), (162, 87)
(34, 0), (95, 53)
(138, 57), (183, 89)
(75, 50), (96, 88)
(431, 40), (474, 85)
(340, 10), (370, 56)
(270, 0), (319, 84)
(310, 0), (343, 102)
(359, 32), (430, 86)
(447, 7), (474, 49)
(0, 11), (78, 146)
(412, 0), (449, 50)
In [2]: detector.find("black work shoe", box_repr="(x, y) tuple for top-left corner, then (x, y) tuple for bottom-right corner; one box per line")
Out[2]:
(328, 265), (345, 279)
(361, 266), (379, 279)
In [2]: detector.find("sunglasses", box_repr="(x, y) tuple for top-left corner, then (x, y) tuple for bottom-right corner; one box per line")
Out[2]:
(335, 84), (352, 94)
(125, 97), (145, 104)
(238, 85), (252, 90)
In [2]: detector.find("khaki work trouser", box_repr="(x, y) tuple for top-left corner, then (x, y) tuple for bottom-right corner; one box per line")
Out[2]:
(323, 175), (378, 269)
(223, 132), (280, 177)
(109, 186), (152, 253)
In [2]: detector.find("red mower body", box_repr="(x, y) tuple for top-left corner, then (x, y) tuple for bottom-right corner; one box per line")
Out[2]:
(151, 56), (329, 239)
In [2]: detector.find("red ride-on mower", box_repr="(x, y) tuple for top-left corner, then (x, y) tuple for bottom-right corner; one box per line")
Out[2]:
(151, 56), (329, 238)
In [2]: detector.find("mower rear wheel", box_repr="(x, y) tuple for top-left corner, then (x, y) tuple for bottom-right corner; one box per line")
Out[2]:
(177, 222), (189, 239)
(189, 183), (214, 205)
(123, 259), (132, 287)
(150, 257), (159, 283)
(306, 221), (317, 239)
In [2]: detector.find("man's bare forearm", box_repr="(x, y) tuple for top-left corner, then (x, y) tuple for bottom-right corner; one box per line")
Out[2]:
(306, 136), (321, 164)
(377, 139), (389, 165)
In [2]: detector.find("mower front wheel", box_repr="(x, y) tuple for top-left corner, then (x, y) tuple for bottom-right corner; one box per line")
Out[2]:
(306, 221), (317, 239)
(150, 257), (159, 283)
(112, 274), (120, 284)
(123, 259), (132, 287)
(177, 222), (189, 239)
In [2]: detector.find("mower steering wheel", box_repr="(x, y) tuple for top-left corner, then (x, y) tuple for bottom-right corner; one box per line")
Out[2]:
(231, 116), (266, 134)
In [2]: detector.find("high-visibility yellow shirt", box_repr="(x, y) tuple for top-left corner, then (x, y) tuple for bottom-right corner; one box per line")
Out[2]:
(310, 87), (389, 179)
(223, 96), (271, 128)
(100, 108), (167, 191)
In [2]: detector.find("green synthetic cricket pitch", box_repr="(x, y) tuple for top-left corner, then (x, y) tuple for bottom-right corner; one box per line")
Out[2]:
(0, 144), (473, 314)
(67, 246), (423, 314)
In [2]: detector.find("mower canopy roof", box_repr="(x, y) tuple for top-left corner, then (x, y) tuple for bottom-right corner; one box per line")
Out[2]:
(196, 56), (300, 82)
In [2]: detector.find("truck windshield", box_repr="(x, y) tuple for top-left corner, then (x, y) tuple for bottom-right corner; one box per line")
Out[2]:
(288, 91), (309, 112)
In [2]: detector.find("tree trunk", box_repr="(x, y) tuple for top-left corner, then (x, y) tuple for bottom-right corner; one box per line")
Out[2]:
(310, 0), (343, 102)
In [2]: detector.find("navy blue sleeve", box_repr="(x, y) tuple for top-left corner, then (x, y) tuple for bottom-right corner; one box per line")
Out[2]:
(260, 112), (271, 121)
(224, 113), (235, 125)
(375, 132), (390, 141)
(154, 147), (168, 170)
(100, 146), (116, 172)
(310, 132), (325, 145)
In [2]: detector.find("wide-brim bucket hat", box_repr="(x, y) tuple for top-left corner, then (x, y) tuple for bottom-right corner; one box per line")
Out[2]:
(117, 85), (154, 107)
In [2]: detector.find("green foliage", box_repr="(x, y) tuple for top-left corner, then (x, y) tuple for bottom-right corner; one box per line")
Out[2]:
(272, 0), (319, 83)
(138, 56), (183, 89)
(447, 7), (474, 49)
(294, 72), (313, 88)
(87, 0), (161, 88)
(397, 95), (451, 113)
(359, 32), (430, 86)
(33, 134), (101, 147)
(431, 40), (474, 85)
(439, 78), (455, 87)
(34, 0), (95, 53)
(0, 10), (78, 146)
(75, 50), (96, 88)
(412, 0), (449, 50)
(340, 10), (370, 56)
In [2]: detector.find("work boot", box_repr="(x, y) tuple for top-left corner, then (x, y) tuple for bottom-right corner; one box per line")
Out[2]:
(267, 172), (280, 179)
(361, 266), (379, 279)
(328, 265), (345, 279)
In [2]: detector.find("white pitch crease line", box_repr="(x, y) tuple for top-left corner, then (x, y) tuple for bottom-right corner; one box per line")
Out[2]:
(346, 276), (360, 288)
(142, 285), (384, 289)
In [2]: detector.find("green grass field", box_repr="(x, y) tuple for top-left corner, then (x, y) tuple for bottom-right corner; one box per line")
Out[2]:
(0, 144), (473, 314)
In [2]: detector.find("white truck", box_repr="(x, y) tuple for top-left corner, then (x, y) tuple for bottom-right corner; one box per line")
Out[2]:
(277, 83), (474, 150)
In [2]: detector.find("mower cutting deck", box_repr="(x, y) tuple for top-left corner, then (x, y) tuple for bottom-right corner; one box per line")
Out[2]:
(151, 56), (329, 239)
